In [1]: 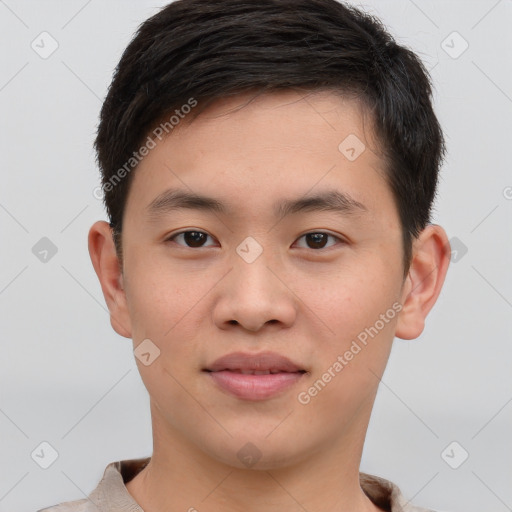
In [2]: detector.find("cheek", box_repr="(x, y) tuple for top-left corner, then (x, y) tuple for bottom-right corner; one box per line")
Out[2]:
(294, 259), (399, 345)
(130, 304), (202, 415)
(125, 258), (210, 370)
(124, 256), (205, 339)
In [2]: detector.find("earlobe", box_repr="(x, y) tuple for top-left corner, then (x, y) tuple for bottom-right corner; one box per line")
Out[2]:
(395, 224), (451, 340)
(88, 221), (132, 338)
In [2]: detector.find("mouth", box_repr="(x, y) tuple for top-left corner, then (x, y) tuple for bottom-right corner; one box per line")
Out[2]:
(203, 351), (307, 400)
(204, 369), (307, 375)
(204, 350), (306, 373)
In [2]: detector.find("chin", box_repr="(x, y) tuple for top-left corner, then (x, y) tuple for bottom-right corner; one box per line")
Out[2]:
(205, 437), (310, 471)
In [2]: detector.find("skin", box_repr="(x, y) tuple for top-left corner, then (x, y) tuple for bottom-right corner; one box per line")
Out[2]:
(89, 90), (450, 512)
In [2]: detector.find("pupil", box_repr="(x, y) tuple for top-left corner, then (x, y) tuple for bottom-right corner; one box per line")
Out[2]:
(184, 231), (206, 247)
(307, 233), (327, 249)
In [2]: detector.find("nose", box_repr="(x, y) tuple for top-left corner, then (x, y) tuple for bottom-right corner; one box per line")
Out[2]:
(212, 254), (298, 333)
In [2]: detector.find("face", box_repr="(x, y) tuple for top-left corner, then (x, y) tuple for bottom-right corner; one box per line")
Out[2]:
(95, 91), (426, 470)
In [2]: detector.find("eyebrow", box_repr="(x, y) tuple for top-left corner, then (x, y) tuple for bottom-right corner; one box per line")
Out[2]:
(146, 187), (368, 220)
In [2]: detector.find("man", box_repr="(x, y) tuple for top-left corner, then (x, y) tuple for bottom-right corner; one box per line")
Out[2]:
(40, 1), (451, 511)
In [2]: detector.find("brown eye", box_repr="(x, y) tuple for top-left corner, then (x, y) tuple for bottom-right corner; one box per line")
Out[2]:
(305, 233), (328, 249)
(168, 231), (216, 248)
(295, 232), (343, 250)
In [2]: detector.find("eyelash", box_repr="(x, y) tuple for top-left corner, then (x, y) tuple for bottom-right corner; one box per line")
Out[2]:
(165, 230), (345, 250)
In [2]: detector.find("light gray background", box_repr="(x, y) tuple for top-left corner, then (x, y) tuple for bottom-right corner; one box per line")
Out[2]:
(1, 1), (511, 511)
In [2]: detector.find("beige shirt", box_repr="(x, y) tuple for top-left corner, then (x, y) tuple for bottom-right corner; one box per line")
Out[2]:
(38, 457), (439, 512)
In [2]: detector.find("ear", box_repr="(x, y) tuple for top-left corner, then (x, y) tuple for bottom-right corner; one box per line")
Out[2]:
(395, 224), (451, 340)
(88, 221), (132, 338)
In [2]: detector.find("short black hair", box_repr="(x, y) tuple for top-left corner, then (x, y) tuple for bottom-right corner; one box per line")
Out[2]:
(94, 0), (446, 277)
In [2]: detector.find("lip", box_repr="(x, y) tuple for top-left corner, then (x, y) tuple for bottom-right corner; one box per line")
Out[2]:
(203, 351), (306, 401)
(205, 351), (304, 373)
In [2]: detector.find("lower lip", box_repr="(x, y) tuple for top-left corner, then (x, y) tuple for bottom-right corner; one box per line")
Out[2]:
(205, 370), (305, 400)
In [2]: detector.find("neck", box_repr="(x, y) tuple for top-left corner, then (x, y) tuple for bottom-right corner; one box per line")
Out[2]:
(126, 402), (384, 512)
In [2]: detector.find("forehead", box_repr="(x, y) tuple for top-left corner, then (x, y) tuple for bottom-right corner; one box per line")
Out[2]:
(177, 89), (379, 154)
(126, 90), (391, 220)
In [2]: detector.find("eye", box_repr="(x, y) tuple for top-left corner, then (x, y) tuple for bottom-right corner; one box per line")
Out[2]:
(166, 230), (217, 248)
(294, 232), (344, 250)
